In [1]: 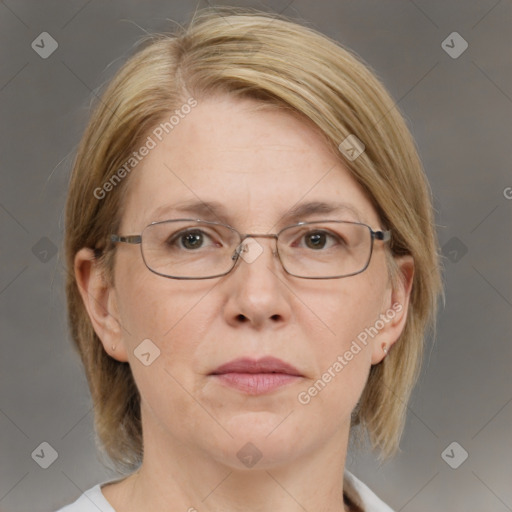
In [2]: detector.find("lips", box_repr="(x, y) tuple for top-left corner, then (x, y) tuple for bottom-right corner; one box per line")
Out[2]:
(210, 357), (303, 395)
(210, 357), (302, 376)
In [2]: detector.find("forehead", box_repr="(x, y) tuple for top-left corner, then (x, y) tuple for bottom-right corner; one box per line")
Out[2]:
(120, 95), (379, 231)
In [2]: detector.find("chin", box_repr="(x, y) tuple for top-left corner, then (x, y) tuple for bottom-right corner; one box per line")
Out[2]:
(211, 412), (309, 469)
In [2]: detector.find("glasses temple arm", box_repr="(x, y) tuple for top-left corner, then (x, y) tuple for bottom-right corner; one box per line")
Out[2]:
(110, 234), (142, 244)
(373, 230), (391, 242)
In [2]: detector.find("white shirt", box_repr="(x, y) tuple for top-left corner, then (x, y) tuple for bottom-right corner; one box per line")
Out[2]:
(55, 470), (394, 512)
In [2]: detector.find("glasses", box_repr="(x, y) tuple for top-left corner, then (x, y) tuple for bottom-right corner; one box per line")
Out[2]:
(110, 219), (391, 280)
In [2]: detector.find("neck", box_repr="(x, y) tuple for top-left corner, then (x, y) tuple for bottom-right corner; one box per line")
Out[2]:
(104, 413), (352, 512)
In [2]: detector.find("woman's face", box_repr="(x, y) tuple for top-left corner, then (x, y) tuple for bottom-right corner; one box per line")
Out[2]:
(88, 94), (410, 469)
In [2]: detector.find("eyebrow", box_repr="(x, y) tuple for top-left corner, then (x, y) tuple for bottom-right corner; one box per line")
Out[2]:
(149, 199), (366, 227)
(280, 201), (366, 224)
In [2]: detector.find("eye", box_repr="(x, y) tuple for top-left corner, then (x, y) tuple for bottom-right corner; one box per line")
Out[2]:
(181, 230), (205, 250)
(304, 231), (333, 249)
(168, 229), (218, 250)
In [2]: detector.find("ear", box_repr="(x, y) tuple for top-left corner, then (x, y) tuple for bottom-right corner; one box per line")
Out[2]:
(74, 248), (129, 362)
(371, 254), (414, 365)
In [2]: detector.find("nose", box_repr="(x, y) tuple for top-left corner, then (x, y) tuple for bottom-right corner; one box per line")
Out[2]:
(222, 235), (292, 330)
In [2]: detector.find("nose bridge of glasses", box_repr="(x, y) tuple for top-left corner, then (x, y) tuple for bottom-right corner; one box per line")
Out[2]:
(234, 233), (279, 263)
(243, 233), (278, 242)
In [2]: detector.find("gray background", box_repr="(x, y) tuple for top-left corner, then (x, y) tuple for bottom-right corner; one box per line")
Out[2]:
(1, 1), (511, 510)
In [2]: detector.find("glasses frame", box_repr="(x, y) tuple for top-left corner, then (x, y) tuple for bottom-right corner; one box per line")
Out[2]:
(110, 218), (391, 280)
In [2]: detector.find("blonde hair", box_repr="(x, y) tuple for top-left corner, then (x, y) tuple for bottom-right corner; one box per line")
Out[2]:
(65, 6), (444, 472)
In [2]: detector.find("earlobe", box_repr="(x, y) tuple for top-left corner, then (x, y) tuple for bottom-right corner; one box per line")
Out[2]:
(371, 255), (414, 365)
(74, 248), (129, 362)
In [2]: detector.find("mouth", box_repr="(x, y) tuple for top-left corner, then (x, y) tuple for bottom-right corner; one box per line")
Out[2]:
(209, 357), (303, 395)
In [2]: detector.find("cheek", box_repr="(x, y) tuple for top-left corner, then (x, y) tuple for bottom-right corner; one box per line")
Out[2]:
(305, 268), (387, 350)
(115, 266), (216, 381)
(114, 273), (216, 423)
(115, 259), (209, 342)
(294, 269), (387, 409)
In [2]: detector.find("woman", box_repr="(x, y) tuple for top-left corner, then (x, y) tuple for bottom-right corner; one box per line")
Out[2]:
(58, 6), (443, 511)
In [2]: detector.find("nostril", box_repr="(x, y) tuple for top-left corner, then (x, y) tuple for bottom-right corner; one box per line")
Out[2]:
(236, 314), (247, 322)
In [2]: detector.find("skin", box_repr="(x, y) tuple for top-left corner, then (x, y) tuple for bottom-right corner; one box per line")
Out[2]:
(75, 94), (414, 512)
